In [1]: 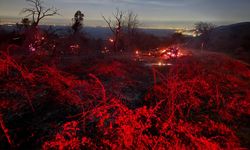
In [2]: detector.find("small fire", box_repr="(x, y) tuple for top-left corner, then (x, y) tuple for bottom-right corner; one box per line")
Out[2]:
(70, 44), (80, 54)
(29, 44), (36, 52)
(109, 38), (114, 43)
(70, 44), (80, 49)
(161, 49), (166, 53)
(158, 62), (163, 66)
(171, 54), (176, 57)
(102, 47), (110, 54)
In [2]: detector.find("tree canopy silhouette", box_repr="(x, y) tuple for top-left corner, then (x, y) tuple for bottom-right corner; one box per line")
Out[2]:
(72, 10), (84, 33)
(21, 18), (31, 28)
(195, 22), (215, 36)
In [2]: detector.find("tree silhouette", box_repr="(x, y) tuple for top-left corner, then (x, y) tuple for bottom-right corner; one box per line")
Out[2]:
(21, 18), (31, 28)
(125, 11), (139, 36)
(103, 9), (140, 52)
(72, 10), (84, 33)
(102, 8), (124, 52)
(124, 11), (139, 51)
(195, 22), (215, 36)
(21, 0), (59, 27)
(195, 22), (215, 49)
(15, 18), (31, 31)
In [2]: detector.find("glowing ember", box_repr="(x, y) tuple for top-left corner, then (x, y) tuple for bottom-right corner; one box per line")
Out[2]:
(109, 38), (114, 43)
(70, 44), (80, 54)
(171, 54), (176, 57)
(102, 47), (110, 54)
(29, 44), (36, 52)
(157, 62), (166, 66)
(158, 47), (187, 59)
(70, 44), (80, 49)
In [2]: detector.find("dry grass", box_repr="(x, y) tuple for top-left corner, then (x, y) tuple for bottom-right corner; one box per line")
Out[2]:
(0, 50), (249, 149)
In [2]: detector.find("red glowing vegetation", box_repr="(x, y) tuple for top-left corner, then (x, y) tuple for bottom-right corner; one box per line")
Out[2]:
(0, 49), (249, 149)
(0, 114), (13, 145)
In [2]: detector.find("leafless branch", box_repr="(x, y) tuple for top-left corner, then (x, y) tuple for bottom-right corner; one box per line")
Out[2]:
(102, 15), (115, 34)
(21, 0), (59, 26)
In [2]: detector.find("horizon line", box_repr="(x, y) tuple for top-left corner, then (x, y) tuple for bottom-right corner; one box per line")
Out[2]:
(0, 16), (240, 30)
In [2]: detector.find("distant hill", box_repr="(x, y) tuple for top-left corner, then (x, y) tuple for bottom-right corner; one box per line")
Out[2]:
(0, 25), (175, 39)
(189, 22), (250, 63)
(208, 22), (250, 52)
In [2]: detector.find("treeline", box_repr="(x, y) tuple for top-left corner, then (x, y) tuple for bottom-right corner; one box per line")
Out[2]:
(0, 0), (214, 58)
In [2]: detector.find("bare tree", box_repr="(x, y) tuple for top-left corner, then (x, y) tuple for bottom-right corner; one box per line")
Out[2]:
(125, 11), (139, 36)
(72, 10), (84, 34)
(102, 9), (140, 52)
(102, 8), (124, 52)
(195, 22), (215, 36)
(124, 11), (139, 51)
(194, 22), (215, 49)
(21, 0), (59, 27)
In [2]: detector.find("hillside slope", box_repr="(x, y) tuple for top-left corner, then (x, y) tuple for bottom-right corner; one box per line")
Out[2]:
(189, 22), (250, 63)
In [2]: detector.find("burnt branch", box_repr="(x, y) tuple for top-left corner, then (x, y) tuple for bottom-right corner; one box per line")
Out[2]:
(102, 15), (115, 34)
(21, 0), (59, 26)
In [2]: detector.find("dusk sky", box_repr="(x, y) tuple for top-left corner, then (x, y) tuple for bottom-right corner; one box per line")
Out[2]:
(0, 0), (250, 29)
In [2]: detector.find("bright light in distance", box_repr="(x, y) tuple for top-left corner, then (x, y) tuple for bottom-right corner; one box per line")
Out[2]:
(136, 50), (139, 55)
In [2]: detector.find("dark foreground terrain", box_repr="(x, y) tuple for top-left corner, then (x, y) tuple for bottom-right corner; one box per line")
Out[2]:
(0, 49), (249, 149)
